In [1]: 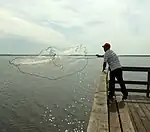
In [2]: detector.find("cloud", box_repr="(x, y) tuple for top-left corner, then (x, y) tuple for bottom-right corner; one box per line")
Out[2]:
(0, 0), (150, 54)
(0, 8), (69, 47)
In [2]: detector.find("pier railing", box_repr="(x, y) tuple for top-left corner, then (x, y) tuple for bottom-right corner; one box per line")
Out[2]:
(113, 66), (150, 97)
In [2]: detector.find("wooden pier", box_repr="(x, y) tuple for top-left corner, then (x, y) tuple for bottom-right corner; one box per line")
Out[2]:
(87, 66), (150, 132)
(87, 72), (108, 132)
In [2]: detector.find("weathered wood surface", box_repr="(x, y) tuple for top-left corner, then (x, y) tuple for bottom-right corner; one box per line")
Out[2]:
(109, 101), (121, 132)
(87, 72), (108, 132)
(109, 96), (135, 132)
(126, 95), (150, 132)
(117, 97), (135, 132)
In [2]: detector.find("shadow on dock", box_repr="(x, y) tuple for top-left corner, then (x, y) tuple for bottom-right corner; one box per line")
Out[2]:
(109, 101), (125, 113)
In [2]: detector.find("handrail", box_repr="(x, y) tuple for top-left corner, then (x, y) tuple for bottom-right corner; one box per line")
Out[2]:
(122, 66), (150, 72)
(114, 66), (150, 97)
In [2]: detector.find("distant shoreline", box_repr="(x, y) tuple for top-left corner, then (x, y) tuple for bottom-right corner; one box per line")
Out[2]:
(0, 54), (150, 57)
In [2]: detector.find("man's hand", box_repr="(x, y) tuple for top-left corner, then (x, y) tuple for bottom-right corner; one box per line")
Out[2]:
(96, 54), (100, 57)
(102, 70), (107, 74)
(102, 69), (105, 72)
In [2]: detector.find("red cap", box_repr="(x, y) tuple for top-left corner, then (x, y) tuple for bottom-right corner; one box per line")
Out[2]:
(102, 43), (111, 49)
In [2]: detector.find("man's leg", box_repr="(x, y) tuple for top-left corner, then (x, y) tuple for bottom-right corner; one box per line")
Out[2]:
(109, 70), (115, 97)
(115, 68), (128, 97)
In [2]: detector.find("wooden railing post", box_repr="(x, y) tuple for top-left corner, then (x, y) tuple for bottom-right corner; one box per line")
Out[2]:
(147, 72), (150, 98)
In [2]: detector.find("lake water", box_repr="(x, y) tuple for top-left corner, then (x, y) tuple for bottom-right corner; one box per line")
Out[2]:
(0, 56), (150, 132)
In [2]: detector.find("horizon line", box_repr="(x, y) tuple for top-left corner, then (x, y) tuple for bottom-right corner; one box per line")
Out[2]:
(0, 54), (150, 57)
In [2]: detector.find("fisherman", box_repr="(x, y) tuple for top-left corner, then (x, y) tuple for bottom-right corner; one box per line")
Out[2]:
(96, 43), (128, 100)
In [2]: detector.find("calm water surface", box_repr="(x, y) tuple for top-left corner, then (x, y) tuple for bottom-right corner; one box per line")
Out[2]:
(0, 56), (150, 132)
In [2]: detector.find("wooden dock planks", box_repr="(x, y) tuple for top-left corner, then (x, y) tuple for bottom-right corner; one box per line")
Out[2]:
(109, 96), (135, 132)
(87, 70), (150, 132)
(127, 96), (150, 132)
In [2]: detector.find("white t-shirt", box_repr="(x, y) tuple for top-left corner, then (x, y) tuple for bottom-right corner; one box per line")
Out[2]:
(104, 49), (122, 71)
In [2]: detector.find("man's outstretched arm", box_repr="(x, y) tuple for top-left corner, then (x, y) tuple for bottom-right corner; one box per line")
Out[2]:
(96, 54), (104, 57)
(96, 54), (100, 57)
(102, 62), (106, 71)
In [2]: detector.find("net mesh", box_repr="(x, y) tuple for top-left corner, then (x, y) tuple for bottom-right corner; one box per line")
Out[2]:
(9, 44), (88, 80)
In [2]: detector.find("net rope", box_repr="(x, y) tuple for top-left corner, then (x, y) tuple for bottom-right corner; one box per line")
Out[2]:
(9, 44), (89, 80)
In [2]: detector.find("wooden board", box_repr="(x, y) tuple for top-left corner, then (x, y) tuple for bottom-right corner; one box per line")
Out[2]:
(139, 103), (150, 121)
(87, 72), (108, 132)
(133, 103), (150, 132)
(114, 96), (135, 132)
(127, 102), (147, 132)
(109, 101), (121, 132)
(127, 105), (138, 132)
(109, 96), (135, 132)
(145, 103), (150, 112)
(119, 102), (135, 132)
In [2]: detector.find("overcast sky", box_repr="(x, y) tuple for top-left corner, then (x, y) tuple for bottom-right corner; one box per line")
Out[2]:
(0, 0), (150, 54)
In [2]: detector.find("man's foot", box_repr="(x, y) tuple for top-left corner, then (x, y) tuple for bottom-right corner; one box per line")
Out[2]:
(122, 91), (128, 100)
(122, 95), (128, 100)
(108, 95), (114, 101)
